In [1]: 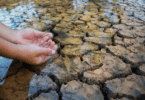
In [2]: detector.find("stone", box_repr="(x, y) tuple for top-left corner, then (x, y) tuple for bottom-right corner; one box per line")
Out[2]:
(96, 21), (111, 28)
(54, 37), (83, 45)
(72, 20), (85, 26)
(84, 37), (112, 45)
(103, 74), (145, 99)
(137, 64), (145, 76)
(110, 97), (132, 100)
(34, 91), (59, 100)
(83, 53), (131, 84)
(87, 30), (113, 38)
(106, 45), (145, 64)
(61, 80), (104, 100)
(118, 30), (137, 38)
(114, 34), (124, 45)
(28, 74), (57, 97)
(61, 42), (99, 56)
(82, 51), (105, 68)
(68, 30), (86, 37)
(80, 15), (92, 22)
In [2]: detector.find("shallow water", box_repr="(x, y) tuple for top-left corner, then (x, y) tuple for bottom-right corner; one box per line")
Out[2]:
(0, 0), (145, 100)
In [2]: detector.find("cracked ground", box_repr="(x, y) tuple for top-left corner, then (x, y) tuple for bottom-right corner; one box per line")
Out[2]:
(0, 0), (145, 100)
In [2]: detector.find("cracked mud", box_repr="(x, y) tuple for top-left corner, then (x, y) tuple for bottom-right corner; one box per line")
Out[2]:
(0, 0), (145, 100)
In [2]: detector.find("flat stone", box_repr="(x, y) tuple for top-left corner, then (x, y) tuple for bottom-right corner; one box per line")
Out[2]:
(61, 80), (104, 100)
(63, 14), (79, 22)
(28, 74), (57, 97)
(34, 91), (59, 100)
(68, 30), (86, 37)
(72, 20), (85, 26)
(111, 97), (132, 100)
(118, 30), (137, 38)
(84, 37), (112, 45)
(82, 51), (105, 68)
(126, 43), (145, 53)
(54, 37), (83, 45)
(55, 21), (73, 28)
(96, 21), (111, 28)
(114, 34), (124, 45)
(106, 45), (145, 64)
(103, 74), (145, 99)
(137, 64), (145, 76)
(83, 53), (131, 84)
(80, 15), (92, 22)
(61, 42), (99, 56)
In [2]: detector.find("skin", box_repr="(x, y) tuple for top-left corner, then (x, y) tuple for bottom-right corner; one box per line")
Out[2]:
(0, 22), (57, 65)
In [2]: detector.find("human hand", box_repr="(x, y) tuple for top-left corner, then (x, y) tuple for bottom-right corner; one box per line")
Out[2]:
(17, 41), (57, 65)
(14, 28), (53, 45)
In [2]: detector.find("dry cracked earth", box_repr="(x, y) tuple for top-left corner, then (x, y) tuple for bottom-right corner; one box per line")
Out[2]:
(0, 0), (145, 100)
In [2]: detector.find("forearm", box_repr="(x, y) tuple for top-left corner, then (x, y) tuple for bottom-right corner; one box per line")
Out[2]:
(0, 37), (20, 59)
(0, 22), (17, 44)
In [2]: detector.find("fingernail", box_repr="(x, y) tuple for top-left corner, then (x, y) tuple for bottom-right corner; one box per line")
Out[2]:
(52, 50), (56, 54)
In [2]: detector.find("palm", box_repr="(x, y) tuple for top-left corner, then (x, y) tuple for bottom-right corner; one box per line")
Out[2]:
(15, 28), (53, 45)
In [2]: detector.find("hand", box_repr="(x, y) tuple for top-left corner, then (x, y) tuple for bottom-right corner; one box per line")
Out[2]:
(17, 42), (57, 65)
(15, 28), (53, 45)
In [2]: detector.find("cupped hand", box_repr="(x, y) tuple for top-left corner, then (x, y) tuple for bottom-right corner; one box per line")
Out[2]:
(15, 28), (53, 45)
(18, 41), (57, 65)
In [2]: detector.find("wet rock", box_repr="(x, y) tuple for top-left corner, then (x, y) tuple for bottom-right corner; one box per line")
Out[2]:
(34, 91), (59, 100)
(55, 21), (73, 29)
(61, 80), (104, 100)
(83, 53), (131, 84)
(28, 74), (57, 97)
(106, 45), (145, 64)
(61, 42), (99, 56)
(54, 37), (83, 45)
(96, 21), (111, 28)
(105, 28), (117, 34)
(103, 74), (145, 99)
(84, 37), (112, 45)
(63, 14), (79, 22)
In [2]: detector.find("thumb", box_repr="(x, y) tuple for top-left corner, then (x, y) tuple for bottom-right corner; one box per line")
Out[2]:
(37, 48), (55, 56)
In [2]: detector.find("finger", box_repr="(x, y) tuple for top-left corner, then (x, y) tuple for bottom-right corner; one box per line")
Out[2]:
(33, 30), (45, 37)
(37, 47), (55, 56)
(45, 33), (53, 39)
(49, 41), (55, 49)
(43, 39), (52, 47)
(51, 45), (58, 51)
(39, 36), (49, 46)
(38, 55), (50, 64)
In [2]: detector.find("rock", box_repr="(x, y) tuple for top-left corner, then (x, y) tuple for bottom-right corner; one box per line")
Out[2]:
(96, 21), (111, 28)
(84, 37), (112, 45)
(28, 74), (57, 97)
(114, 34), (124, 45)
(137, 64), (145, 76)
(87, 30), (113, 38)
(80, 15), (92, 22)
(103, 74), (145, 99)
(61, 42), (99, 56)
(118, 30), (137, 38)
(106, 45), (145, 64)
(61, 80), (104, 100)
(110, 97), (133, 100)
(34, 91), (59, 100)
(68, 30), (86, 37)
(83, 53), (131, 84)
(54, 37), (83, 45)
(82, 51), (105, 68)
